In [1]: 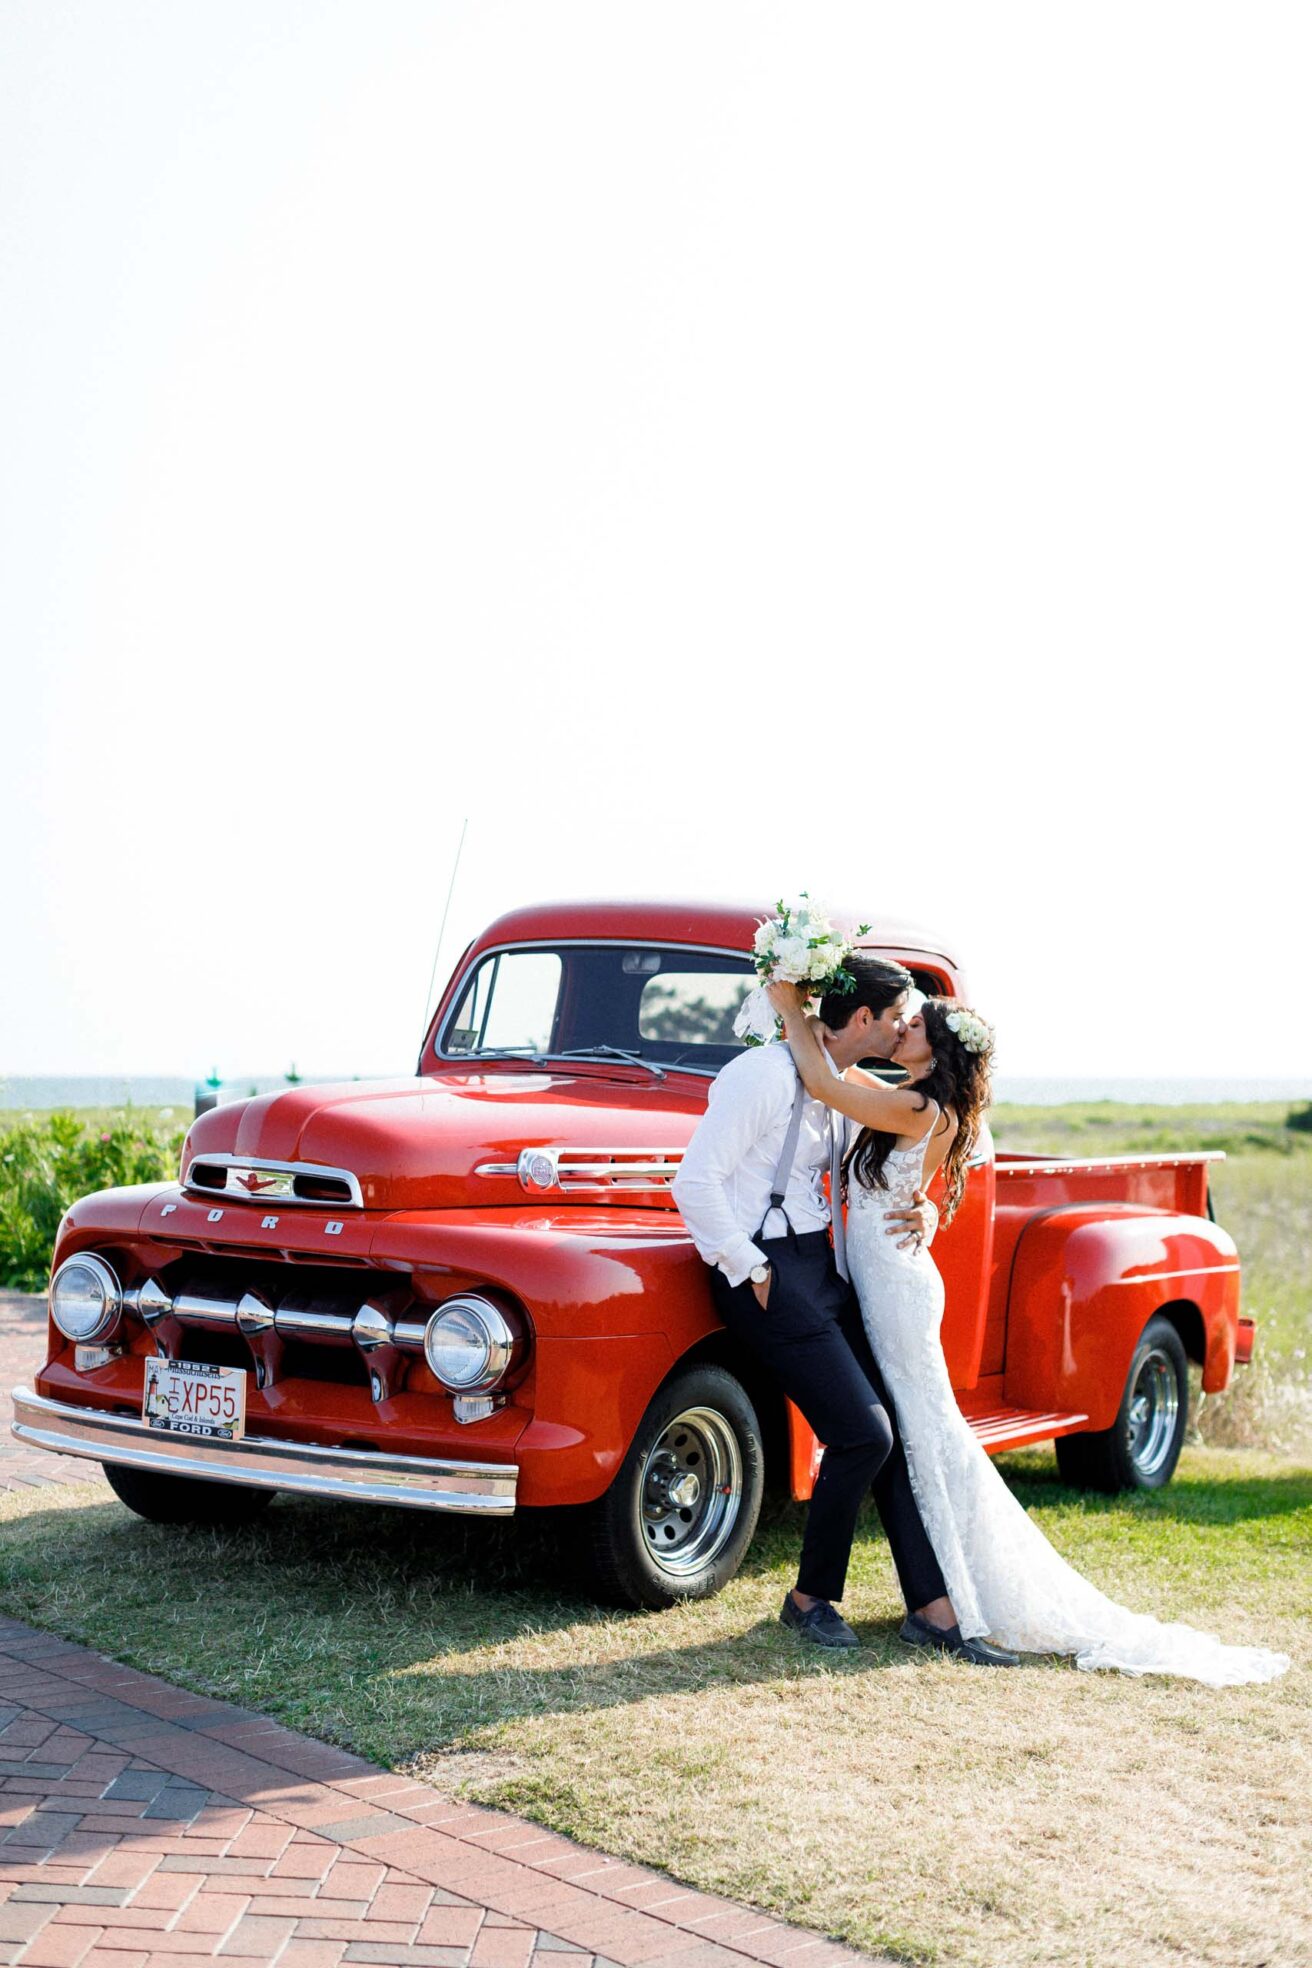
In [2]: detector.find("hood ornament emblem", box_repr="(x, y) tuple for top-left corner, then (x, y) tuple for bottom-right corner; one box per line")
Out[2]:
(183, 1157), (363, 1209)
(518, 1148), (560, 1192)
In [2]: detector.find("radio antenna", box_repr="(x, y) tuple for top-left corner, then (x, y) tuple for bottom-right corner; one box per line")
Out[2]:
(421, 816), (469, 1036)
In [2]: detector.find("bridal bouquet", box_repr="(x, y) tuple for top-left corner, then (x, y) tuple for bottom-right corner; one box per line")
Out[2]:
(733, 895), (870, 1044)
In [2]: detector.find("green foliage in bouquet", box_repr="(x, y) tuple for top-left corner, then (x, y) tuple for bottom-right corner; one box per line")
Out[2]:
(0, 1111), (186, 1290)
(814, 920), (874, 1002)
(739, 896), (873, 1043)
(768, 897), (872, 994)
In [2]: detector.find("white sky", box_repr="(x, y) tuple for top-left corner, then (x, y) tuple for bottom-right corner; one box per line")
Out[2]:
(2, 2), (1309, 1081)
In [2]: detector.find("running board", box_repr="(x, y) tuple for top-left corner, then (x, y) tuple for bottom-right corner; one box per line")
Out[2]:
(965, 1406), (1090, 1454)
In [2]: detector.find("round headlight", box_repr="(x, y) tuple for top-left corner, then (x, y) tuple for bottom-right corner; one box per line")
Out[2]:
(50, 1255), (123, 1344)
(423, 1295), (519, 1392)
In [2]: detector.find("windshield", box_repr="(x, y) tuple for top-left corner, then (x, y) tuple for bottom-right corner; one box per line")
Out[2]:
(441, 945), (756, 1074)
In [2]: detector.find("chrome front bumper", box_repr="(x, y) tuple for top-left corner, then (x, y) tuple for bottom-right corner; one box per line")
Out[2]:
(10, 1387), (518, 1515)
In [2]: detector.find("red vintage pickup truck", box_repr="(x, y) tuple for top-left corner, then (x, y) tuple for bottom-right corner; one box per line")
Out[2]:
(14, 900), (1253, 1608)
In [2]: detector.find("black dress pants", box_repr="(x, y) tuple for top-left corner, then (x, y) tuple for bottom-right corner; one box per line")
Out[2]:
(710, 1230), (947, 1609)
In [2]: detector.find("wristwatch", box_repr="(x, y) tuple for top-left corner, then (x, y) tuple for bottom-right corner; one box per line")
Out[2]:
(749, 1262), (771, 1286)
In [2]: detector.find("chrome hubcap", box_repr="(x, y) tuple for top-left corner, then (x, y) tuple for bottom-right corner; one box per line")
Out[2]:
(640, 1406), (742, 1578)
(1126, 1348), (1180, 1478)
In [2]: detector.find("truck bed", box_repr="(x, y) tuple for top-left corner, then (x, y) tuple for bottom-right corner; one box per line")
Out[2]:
(993, 1149), (1223, 1218)
(963, 1149), (1231, 1407)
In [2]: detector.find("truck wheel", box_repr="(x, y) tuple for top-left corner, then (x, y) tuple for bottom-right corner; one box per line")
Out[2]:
(1055, 1316), (1189, 1493)
(102, 1463), (276, 1527)
(586, 1365), (764, 1610)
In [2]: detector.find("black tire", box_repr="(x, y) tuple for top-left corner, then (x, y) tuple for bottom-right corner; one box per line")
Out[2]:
(1055, 1315), (1189, 1493)
(102, 1462), (277, 1527)
(585, 1364), (765, 1610)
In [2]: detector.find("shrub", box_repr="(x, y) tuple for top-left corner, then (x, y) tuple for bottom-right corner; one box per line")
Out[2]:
(0, 1111), (185, 1291)
(1287, 1101), (1312, 1134)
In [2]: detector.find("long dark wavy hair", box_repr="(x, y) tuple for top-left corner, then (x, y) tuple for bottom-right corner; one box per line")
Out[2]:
(846, 998), (994, 1226)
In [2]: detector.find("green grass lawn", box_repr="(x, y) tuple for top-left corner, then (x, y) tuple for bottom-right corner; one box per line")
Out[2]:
(1, 1450), (1306, 1968)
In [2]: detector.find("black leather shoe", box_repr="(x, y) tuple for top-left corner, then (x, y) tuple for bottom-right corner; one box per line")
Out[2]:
(779, 1593), (860, 1649)
(898, 1613), (1020, 1667)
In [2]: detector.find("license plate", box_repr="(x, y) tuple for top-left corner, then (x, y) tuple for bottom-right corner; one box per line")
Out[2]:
(142, 1358), (247, 1441)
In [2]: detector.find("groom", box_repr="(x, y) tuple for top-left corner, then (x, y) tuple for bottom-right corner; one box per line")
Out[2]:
(673, 954), (1017, 1662)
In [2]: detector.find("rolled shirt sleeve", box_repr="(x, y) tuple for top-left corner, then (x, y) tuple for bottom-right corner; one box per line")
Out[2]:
(672, 1055), (789, 1287)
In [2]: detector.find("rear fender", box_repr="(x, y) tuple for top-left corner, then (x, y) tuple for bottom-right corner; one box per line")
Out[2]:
(1003, 1207), (1241, 1427)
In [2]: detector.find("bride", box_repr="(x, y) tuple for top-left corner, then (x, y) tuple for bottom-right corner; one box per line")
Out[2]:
(765, 980), (1290, 1687)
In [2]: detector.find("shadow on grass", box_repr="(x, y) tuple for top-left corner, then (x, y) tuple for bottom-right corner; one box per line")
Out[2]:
(0, 1489), (935, 1760)
(0, 1451), (1302, 1763)
(0, 1483), (816, 1641)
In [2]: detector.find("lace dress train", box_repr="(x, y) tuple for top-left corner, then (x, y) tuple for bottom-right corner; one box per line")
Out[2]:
(846, 1129), (1290, 1686)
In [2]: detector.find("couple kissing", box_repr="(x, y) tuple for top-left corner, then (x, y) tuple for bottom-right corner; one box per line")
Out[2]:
(672, 953), (1288, 1686)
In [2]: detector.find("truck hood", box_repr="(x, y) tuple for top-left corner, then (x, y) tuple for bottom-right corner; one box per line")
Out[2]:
(181, 1071), (707, 1213)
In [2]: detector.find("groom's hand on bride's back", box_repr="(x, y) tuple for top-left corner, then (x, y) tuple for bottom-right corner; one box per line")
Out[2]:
(885, 1190), (939, 1250)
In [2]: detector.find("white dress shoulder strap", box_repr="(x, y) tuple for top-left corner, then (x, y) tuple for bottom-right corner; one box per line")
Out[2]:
(903, 1095), (939, 1152)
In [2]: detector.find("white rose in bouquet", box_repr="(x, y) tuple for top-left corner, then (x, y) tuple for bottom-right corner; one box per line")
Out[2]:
(806, 943), (842, 982)
(770, 933), (810, 978)
(732, 894), (869, 1044)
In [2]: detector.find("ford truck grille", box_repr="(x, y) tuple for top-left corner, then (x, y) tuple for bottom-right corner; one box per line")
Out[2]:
(476, 1145), (683, 1193)
(123, 1265), (425, 1400)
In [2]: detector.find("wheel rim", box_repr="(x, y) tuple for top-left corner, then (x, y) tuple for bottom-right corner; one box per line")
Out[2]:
(1126, 1348), (1180, 1478)
(639, 1405), (743, 1578)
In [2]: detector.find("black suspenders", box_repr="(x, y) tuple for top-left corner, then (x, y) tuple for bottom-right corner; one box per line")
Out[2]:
(754, 1077), (807, 1249)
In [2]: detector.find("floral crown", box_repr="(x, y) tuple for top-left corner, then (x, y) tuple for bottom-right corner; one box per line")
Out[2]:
(944, 1008), (994, 1056)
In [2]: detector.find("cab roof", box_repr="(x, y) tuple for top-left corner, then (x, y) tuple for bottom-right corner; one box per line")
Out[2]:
(468, 898), (959, 966)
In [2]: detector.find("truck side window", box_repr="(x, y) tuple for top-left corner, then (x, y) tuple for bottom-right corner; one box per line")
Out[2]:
(638, 972), (752, 1045)
(447, 952), (562, 1054)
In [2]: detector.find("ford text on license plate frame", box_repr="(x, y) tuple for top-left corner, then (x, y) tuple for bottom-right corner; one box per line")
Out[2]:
(142, 1358), (247, 1440)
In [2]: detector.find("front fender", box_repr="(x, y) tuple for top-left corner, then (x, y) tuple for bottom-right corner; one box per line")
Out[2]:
(369, 1206), (718, 1341)
(42, 1184), (176, 1362)
(53, 1182), (174, 1262)
(517, 1333), (676, 1505)
(1003, 1206), (1241, 1427)
(373, 1209), (719, 1504)
(43, 1200), (744, 1507)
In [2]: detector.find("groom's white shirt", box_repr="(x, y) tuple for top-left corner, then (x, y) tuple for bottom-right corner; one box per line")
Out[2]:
(672, 1040), (842, 1287)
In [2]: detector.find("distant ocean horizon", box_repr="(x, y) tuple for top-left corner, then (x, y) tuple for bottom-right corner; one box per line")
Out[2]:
(2, 1073), (1311, 1111)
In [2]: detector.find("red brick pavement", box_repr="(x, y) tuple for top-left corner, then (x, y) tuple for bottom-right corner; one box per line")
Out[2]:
(0, 1293), (876, 1968)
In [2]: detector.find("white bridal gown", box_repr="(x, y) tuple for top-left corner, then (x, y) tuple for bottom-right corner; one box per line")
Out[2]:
(846, 1113), (1291, 1686)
